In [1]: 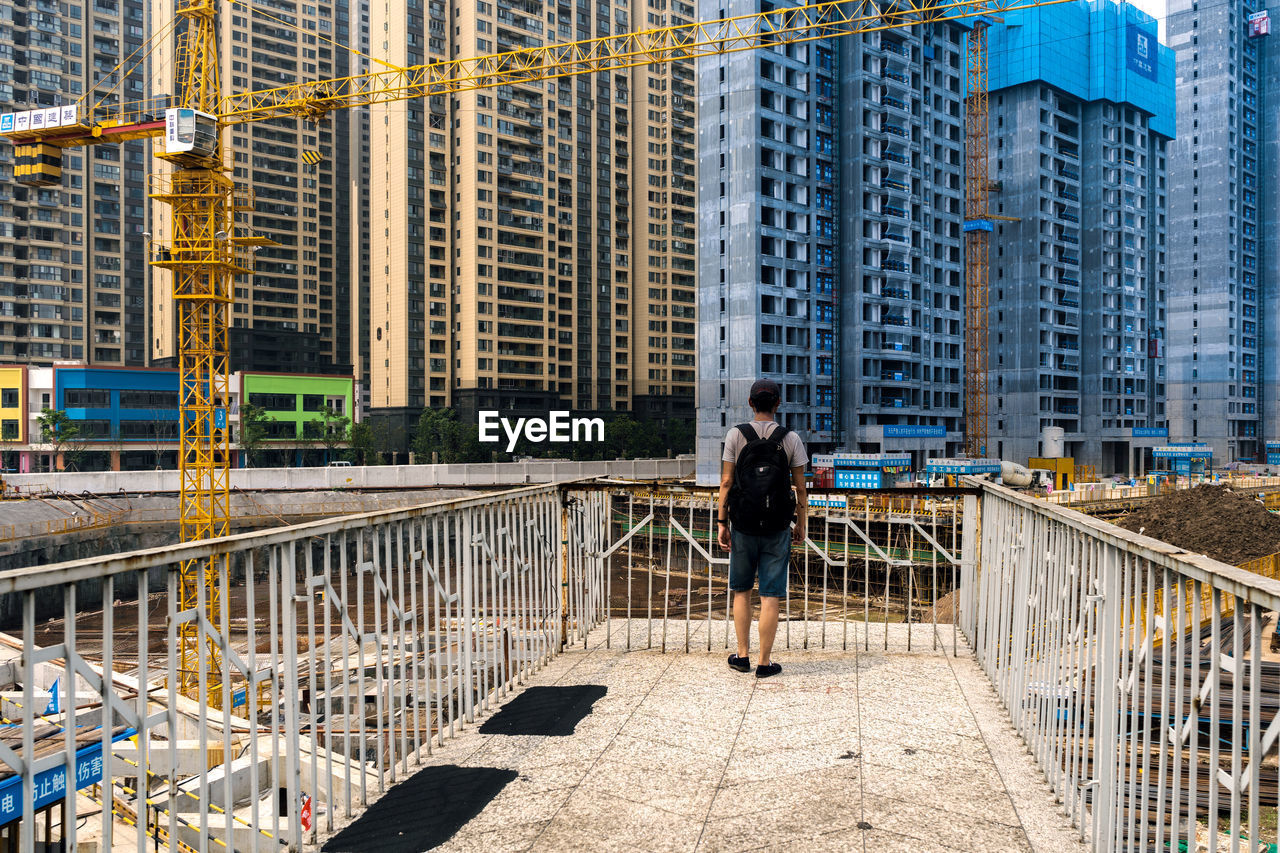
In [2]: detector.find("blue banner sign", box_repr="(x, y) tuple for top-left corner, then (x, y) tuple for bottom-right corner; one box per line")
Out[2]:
(1153, 445), (1212, 459)
(0, 729), (135, 824)
(925, 458), (1001, 475)
(832, 453), (912, 469)
(1127, 23), (1158, 80)
(883, 425), (946, 438)
(1131, 427), (1168, 438)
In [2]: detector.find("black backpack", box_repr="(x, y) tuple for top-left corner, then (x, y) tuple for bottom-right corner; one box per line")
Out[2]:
(727, 423), (796, 535)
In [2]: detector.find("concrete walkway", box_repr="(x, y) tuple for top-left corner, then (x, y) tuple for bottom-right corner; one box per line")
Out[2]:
(327, 622), (1088, 853)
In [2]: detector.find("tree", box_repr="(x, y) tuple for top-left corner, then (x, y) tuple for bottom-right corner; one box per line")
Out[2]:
(149, 414), (178, 469)
(412, 409), (487, 464)
(238, 403), (273, 468)
(312, 404), (351, 464)
(348, 421), (378, 465)
(37, 408), (79, 472)
(665, 417), (694, 456)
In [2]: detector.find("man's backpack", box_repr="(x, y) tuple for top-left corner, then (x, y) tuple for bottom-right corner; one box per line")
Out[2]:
(727, 422), (795, 535)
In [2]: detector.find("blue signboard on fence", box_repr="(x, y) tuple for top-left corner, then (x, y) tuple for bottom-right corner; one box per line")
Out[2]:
(883, 425), (946, 438)
(1127, 23), (1158, 80)
(1152, 445), (1212, 459)
(0, 729), (135, 825)
(1131, 427), (1168, 438)
(925, 458), (1001, 475)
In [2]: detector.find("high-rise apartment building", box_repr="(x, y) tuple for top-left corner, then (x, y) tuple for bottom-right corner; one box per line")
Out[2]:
(0, 0), (152, 366)
(363, 0), (695, 432)
(1167, 0), (1272, 463)
(986, 0), (1174, 475)
(695, 19), (969, 484)
(149, 0), (354, 374)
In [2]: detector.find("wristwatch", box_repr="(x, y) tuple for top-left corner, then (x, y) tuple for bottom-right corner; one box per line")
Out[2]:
(717, 518), (729, 526)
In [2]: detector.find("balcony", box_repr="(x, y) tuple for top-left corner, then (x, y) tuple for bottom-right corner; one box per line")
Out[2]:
(1056, 167), (1080, 180)
(8, 479), (1277, 853)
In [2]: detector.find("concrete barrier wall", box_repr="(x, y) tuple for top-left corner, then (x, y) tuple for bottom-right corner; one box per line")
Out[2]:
(2, 456), (694, 495)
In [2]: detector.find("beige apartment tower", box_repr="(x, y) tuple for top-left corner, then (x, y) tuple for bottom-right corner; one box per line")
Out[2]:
(148, 0), (355, 374)
(0, 0), (152, 366)
(365, 0), (695, 429)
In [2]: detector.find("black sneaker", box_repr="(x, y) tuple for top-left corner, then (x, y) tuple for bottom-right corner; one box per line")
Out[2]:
(756, 663), (782, 679)
(728, 654), (750, 673)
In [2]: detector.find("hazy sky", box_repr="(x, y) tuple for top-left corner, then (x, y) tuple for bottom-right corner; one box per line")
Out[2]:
(1128, 0), (1169, 40)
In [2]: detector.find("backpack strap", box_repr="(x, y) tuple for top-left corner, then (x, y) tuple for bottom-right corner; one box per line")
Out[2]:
(736, 422), (789, 451)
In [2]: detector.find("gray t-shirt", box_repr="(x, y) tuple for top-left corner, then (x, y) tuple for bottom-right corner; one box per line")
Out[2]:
(722, 420), (808, 470)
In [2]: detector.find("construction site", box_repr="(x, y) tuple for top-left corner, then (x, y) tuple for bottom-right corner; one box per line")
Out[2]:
(0, 467), (1276, 850)
(0, 0), (1275, 844)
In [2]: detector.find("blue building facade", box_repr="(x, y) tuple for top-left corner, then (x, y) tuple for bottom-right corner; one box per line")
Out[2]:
(55, 366), (180, 444)
(985, 0), (1176, 476)
(52, 366), (180, 469)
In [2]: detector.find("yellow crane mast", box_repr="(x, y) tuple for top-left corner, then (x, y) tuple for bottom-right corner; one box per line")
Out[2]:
(4, 0), (1069, 700)
(152, 0), (238, 701)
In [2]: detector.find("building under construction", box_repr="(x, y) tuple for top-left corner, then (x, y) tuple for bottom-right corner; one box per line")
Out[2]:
(695, 14), (971, 484)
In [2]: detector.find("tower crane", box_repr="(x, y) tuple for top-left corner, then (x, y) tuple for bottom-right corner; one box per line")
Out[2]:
(2, 0), (1068, 700)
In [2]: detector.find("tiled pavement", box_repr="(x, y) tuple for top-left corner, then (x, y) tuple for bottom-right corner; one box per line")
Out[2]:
(323, 621), (1089, 853)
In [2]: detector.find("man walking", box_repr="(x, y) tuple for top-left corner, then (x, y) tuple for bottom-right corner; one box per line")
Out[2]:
(716, 379), (808, 678)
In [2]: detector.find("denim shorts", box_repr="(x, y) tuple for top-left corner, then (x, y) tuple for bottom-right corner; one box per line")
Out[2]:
(729, 527), (791, 599)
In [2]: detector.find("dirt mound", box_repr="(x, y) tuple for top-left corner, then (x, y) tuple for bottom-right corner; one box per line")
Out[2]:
(925, 590), (957, 623)
(1115, 484), (1280, 566)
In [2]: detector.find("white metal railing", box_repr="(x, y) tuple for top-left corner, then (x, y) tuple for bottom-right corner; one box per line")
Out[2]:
(964, 480), (1280, 852)
(602, 487), (963, 654)
(0, 482), (609, 852)
(0, 481), (969, 851)
(14, 477), (1279, 852)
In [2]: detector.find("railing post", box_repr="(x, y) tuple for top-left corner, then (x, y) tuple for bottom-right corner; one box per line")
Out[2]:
(1092, 545), (1123, 850)
(559, 490), (570, 652)
(959, 489), (981, 647)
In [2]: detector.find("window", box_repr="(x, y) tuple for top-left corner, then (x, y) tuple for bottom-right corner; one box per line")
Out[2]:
(248, 393), (297, 411)
(63, 388), (111, 408)
(119, 390), (174, 408)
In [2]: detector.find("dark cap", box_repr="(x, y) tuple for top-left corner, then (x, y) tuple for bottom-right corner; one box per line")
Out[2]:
(750, 378), (781, 399)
